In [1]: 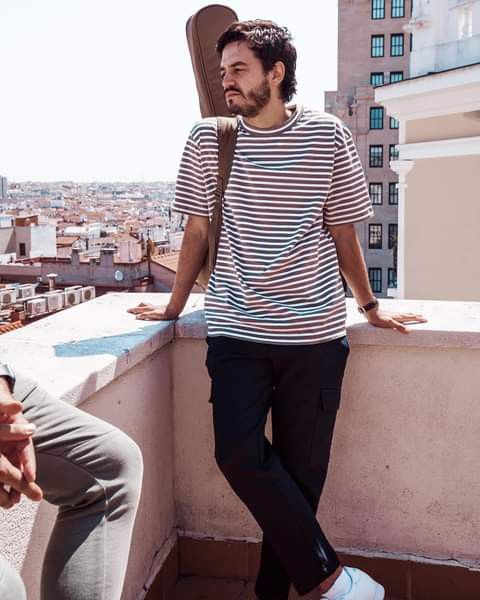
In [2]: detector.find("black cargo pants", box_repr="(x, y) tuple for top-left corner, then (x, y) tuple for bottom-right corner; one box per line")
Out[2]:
(205, 334), (350, 599)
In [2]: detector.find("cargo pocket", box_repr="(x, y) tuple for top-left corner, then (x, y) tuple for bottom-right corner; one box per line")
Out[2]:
(309, 389), (341, 467)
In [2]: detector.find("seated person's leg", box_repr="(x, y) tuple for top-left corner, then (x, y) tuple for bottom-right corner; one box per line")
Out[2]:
(0, 555), (26, 600)
(16, 376), (143, 600)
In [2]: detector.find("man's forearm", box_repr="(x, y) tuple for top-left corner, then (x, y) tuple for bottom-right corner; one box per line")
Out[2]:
(331, 228), (376, 307)
(167, 219), (209, 313)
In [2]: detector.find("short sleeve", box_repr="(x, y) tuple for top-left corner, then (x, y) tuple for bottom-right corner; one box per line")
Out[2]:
(324, 120), (374, 226)
(171, 126), (210, 218)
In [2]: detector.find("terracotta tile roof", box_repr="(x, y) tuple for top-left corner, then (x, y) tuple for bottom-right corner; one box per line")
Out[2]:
(151, 252), (180, 273)
(0, 321), (23, 335)
(56, 236), (80, 246)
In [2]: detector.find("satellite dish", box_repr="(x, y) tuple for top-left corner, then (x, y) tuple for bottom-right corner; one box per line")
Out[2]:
(114, 270), (124, 282)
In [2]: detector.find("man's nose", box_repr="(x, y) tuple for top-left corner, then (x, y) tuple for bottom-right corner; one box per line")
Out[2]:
(222, 71), (234, 88)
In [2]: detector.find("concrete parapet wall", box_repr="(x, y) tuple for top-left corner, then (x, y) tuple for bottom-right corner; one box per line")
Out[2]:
(0, 293), (478, 598)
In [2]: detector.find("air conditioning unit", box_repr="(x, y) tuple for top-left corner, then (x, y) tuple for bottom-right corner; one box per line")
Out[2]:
(64, 285), (82, 292)
(80, 286), (96, 302)
(45, 292), (64, 312)
(0, 289), (18, 306)
(26, 298), (47, 316)
(17, 284), (37, 299)
(64, 289), (81, 306)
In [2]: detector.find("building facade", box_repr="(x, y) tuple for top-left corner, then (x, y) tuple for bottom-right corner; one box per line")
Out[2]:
(0, 176), (8, 201)
(375, 0), (480, 301)
(325, 0), (413, 297)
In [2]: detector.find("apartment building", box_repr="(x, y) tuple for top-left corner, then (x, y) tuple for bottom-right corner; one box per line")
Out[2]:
(325, 0), (412, 298)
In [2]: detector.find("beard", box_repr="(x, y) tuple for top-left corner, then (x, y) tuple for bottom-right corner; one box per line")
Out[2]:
(226, 78), (271, 117)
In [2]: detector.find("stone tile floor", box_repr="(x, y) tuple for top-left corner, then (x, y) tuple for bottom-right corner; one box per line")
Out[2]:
(172, 576), (402, 599)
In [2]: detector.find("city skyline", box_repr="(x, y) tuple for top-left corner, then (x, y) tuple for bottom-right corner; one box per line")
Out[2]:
(1, 0), (338, 182)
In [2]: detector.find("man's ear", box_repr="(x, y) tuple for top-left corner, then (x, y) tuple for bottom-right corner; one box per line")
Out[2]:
(270, 61), (286, 93)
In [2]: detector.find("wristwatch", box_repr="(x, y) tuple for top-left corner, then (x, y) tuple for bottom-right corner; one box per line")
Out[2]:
(357, 298), (379, 315)
(0, 364), (16, 393)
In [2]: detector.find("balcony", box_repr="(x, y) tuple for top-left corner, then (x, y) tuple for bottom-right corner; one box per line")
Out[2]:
(0, 293), (479, 599)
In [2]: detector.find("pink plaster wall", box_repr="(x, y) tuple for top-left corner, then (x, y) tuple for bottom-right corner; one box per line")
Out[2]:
(172, 334), (480, 569)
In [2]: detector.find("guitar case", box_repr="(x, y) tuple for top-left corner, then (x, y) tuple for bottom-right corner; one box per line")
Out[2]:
(186, 5), (238, 118)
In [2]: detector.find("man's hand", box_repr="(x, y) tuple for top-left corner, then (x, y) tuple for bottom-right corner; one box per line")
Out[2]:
(126, 303), (181, 321)
(0, 452), (43, 508)
(0, 380), (42, 507)
(365, 307), (428, 334)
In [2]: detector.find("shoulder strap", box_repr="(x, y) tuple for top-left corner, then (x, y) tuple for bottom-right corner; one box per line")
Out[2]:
(216, 116), (238, 194)
(207, 117), (238, 272)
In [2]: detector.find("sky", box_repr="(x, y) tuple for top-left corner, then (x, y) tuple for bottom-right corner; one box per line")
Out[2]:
(0, 0), (338, 182)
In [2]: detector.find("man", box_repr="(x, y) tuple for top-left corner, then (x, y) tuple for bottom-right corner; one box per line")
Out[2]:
(0, 364), (143, 600)
(128, 20), (426, 600)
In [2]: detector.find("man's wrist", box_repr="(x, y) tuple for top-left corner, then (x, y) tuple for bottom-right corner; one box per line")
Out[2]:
(357, 297), (379, 315)
(0, 377), (12, 394)
(0, 365), (16, 393)
(166, 300), (184, 317)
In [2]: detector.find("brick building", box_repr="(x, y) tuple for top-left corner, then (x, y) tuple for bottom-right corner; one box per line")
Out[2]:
(325, 0), (413, 297)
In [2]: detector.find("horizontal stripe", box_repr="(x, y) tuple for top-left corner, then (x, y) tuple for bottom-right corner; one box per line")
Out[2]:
(172, 107), (373, 344)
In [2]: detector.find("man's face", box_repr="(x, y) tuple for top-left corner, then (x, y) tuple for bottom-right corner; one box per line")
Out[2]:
(220, 41), (272, 117)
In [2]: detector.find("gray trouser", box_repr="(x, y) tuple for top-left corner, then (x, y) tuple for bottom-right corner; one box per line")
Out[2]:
(0, 375), (143, 600)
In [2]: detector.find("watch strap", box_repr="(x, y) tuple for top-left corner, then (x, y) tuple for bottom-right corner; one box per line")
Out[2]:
(358, 298), (379, 314)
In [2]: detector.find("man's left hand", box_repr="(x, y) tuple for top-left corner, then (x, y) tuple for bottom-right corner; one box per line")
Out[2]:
(365, 308), (428, 334)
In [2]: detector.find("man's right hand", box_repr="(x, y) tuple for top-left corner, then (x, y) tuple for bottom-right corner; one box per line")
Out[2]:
(127, 303), (181, 321)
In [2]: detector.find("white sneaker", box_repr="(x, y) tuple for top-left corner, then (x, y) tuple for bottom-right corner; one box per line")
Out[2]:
(321, 566), (385, 600)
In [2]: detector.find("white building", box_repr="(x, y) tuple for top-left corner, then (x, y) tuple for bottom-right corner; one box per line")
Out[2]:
(376, 0), (480, 301)
(16, 223), (57, 259)
(408, 0), (480, 76)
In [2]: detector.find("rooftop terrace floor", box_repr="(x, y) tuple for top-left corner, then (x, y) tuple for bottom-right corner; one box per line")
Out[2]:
(169, 576), (400, 599)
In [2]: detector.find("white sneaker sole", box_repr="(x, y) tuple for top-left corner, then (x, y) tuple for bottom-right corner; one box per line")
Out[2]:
(374, 583), (385, 600)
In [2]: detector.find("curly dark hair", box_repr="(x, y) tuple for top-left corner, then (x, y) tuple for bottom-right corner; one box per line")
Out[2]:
(216, 20), (297, 103)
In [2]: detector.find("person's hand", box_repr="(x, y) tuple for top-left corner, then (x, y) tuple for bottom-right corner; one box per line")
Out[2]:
(0, 382), (42, 507)
(365, 308), (428, 334)
(127, 302), (180, 321)
(0, 451), (43, 508)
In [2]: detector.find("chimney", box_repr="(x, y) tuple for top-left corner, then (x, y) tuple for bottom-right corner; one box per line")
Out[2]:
(71, 248), (80, 267)
(100, 247), (115, 267)
(46, 273), (58, 291)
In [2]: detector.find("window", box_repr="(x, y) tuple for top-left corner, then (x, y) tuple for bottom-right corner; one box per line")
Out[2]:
(392, 0), (405, 18)
(388, 223), (398, 249)
(390, 71), (404, 83)
(391, 34), (404, 56)
(369, 268), (382, 293)
(369, 145), (383, 167)
(390, 144), (400, 161)
(19, 243), (26, 257)
(457, 5), (474, 40)
(371, 35), (385, 57)
(389, 182), (399, 205)
(370, 72), (384, 87)
(369, 224), (383, 249)
(388, 268), (397, 288)
(369, 183), (383, 205)
(390, 116), (399, 129)
(370, 107), (384, 129)
(410, 32), (413, 51)
(372, 0), (385, 19)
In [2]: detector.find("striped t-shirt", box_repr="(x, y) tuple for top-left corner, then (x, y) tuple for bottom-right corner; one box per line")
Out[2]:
(172, 106), (373, 344)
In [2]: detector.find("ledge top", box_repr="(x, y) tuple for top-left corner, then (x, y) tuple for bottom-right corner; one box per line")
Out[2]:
(1, 294), (478, 405)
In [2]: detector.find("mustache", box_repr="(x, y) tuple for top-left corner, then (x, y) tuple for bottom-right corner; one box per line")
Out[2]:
(224, 88), (243, 97)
